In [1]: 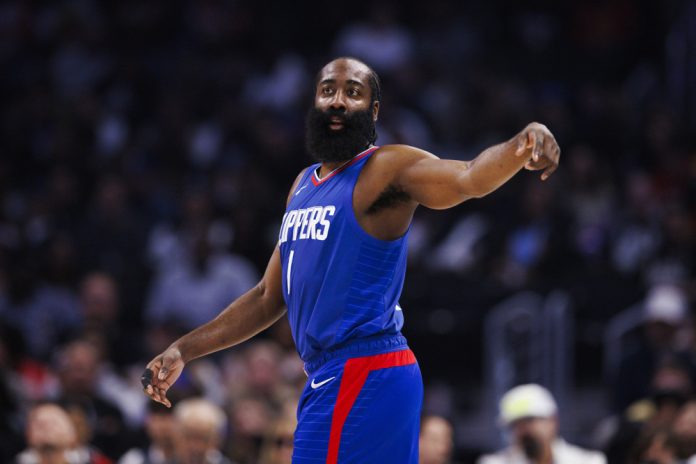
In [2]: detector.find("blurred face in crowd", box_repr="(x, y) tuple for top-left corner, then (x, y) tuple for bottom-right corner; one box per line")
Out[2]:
(305, 58), (379, 163)
(510, 417), (557, 461)
(146, 410), (176, 456)
(246, 341), (281, 393)
(261, 417), (296, 464)
(57, 340), (100, 396)
(231, 397), (271, 439)
(649, 363), (692, 427)
(80, 272), (119, 325)
(174, 419), (221, 464)
(173, 400), (226, 464)
(419, 415), (454, 464)
(26, 404), (77, 464)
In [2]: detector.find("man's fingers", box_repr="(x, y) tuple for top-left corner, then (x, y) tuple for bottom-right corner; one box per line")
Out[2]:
(515, 133), (527, 157)
(541, 162), (558, 180)
(158, 366), (169, 381)
(145, 385), (166, 406)
(154, 387), (171, 408)
(533, 132), (543, 162)
(140, 368), (154, 390)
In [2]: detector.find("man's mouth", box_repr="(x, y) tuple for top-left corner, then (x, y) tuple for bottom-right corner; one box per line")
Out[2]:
(329, 116), (345, 130)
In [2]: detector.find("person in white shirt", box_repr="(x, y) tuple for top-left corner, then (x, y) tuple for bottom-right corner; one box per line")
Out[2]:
(477, 384), (606, 464)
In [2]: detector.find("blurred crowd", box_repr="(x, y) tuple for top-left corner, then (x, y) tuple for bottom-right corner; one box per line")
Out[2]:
(1, 0), (696, 462)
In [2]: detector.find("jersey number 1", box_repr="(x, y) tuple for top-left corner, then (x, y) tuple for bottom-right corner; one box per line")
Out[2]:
(287, 250), (294, 295)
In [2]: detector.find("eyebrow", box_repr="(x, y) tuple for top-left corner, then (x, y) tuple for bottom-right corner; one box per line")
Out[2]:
(319, 78), (366, 87)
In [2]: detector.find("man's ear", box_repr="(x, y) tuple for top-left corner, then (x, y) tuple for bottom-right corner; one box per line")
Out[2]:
(372, 101), (380, 122)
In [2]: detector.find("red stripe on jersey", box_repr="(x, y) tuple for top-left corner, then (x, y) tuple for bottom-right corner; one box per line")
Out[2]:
(325, 349), (417, 464)
(311, 146), (380, 186)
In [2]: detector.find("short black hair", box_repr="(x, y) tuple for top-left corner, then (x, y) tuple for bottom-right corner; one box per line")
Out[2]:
(365, 64), (381, 105)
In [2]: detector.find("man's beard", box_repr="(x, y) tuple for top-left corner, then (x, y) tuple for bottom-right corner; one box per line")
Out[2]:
(520, 435), (543, 461)
(305, 106), (375, 163)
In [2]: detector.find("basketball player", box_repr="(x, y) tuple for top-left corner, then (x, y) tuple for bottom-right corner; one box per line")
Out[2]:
(141, 57), (560, 463)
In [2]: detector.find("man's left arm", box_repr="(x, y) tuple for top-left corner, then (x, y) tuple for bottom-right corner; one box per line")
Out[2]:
(393, 122), (560, 209)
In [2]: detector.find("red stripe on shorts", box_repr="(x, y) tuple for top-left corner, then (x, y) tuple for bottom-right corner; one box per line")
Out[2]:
(325, 349), (417, 464)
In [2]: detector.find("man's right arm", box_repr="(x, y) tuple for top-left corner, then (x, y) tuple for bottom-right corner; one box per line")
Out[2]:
(143, 246), (286, 406)
(174, 246), (286, 363)
(142, 169), (308, 407)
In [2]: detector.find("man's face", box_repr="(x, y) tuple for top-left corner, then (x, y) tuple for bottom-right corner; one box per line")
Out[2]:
(305, 58), (379, 163)
(511, 417), (557, 460)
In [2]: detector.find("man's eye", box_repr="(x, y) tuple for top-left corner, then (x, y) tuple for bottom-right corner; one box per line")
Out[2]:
(322, 88), (333, 95)
(348, 89), (359, 96)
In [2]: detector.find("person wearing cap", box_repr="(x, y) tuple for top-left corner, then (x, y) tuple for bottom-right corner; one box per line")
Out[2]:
(612, 285), (692, 413)
(477, 384), (606, 464)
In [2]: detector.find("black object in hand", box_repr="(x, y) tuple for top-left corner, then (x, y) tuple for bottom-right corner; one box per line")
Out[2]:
(141, 368), (153, 389)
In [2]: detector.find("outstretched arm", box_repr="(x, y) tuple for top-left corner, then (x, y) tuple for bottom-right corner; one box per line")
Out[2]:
(394, 122), (560, 209)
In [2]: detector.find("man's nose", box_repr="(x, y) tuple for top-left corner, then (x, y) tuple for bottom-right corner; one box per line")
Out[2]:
(329, 91), (346, 110)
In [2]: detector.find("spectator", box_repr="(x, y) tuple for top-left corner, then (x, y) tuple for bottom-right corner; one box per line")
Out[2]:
(15, 403), (80, 464)
(419, 414), (457, 464)
(333, 2), (414, 74)
(225, 395), (273, 464)
(626, 426), (677, 464)
(145, 224), (257, 331)
(172, 398), (234, 464)
(52, 339), (129, 460)
(0, 256), (80, 362)
(612, 285), (692, 412)
(118, 401), (176, 464)
(257, 414), (296, 464)
(63, 403), (114, 464)
(477, 384), (606, 464)
(602, 360), (692, 464)
(78, 272), (143, 368)
(672, 399), (696, 463)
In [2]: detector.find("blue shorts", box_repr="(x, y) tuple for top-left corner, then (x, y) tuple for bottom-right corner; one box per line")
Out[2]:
(292, 343), (423, 463)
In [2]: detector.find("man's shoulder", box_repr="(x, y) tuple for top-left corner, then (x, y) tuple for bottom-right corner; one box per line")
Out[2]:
(367, 144), (435, 175)
(374, 144), (430, 159)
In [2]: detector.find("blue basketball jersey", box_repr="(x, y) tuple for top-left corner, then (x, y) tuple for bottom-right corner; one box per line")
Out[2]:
(278, 146), (409, 364)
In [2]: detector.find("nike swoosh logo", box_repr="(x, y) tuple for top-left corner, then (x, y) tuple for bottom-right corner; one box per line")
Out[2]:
(295, 184), (308, 196)
(310, 376), (336, 389)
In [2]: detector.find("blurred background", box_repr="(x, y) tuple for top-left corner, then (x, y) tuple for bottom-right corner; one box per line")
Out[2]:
(1, 0), (695, 463)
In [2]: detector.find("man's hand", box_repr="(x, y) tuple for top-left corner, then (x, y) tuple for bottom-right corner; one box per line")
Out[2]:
(515, 122), (560, 181)
(141, 345), (185, 408)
